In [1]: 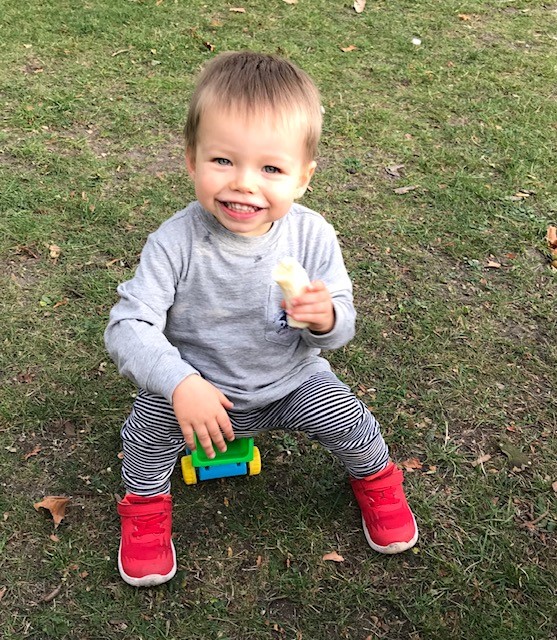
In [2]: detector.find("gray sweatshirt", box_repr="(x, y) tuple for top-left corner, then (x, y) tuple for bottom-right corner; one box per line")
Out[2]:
(104, 201), (355, 410)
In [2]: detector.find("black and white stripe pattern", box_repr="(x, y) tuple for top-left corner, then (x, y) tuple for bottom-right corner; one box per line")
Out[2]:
(121, 371), (388, 495)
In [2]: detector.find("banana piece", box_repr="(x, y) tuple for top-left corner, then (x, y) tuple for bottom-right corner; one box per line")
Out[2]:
(272, 257), (310, 329)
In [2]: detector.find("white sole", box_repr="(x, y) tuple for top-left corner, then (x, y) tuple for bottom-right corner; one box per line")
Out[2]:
(362, 514), (419, 554)
(118, 540), (177, 587)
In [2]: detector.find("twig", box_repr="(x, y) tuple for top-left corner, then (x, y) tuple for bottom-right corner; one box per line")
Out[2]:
(526, 510), (550, 527)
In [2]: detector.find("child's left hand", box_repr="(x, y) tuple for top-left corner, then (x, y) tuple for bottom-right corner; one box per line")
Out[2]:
(285, 280), (335, 334)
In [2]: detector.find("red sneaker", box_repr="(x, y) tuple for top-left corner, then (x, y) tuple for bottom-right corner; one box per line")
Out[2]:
(350, 462), (418, 554)
(117, 493), (177, 587)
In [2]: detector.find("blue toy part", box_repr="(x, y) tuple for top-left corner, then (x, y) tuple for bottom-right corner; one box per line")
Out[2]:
(197, 462), (248, 480)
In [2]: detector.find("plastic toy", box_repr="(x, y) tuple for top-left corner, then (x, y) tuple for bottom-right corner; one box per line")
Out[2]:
(181, 436), (261, 485)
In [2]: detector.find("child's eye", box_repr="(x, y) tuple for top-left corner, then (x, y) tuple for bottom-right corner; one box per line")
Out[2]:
(214, 158), (231, 166)
(263, 165), (281, 174)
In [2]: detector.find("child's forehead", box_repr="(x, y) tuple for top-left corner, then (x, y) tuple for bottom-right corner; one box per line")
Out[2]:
(201, 102), (307, 133)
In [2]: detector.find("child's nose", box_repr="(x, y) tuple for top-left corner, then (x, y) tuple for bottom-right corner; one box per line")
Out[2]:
(231, 169), (258, 193)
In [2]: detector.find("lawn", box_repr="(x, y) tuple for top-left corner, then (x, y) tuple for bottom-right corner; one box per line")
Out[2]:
(0, 0), (556, 639)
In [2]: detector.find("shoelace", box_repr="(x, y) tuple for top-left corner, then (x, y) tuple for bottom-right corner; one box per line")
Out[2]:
(363, 486), (399, 506)
(132, 513), (167, 538)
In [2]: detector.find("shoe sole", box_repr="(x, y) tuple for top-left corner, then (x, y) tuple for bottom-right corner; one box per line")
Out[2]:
(118, 540), (177, 587)
(362, 514), (419, 554)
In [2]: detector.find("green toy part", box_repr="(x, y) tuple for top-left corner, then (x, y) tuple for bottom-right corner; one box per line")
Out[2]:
(191, 435), (254, 468)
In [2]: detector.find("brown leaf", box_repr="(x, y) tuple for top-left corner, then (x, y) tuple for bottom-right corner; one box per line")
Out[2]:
(385, 164), (404, 177)
(322, 551), (345, 562)
(471, 453), (492, 467)
(547, 226), (557, 249)
(34, 496), (71, 528)
(41, 584), (62, 603)
(552, 481), (557, 493)
(393, 185), (418, 194)
(229, 7), (246, 12)
(485, 260), (501, 269)
(0, 587), (6, 601)
(24, 445), (41, 460)
(353, 0), (366, 12)
(48, 244), (61, 259)
(458, 14), (471, 20)
(401, 457), (423, 472)
(340, 45), (357, 52)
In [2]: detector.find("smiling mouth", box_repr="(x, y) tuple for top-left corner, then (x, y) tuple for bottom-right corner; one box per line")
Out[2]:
(221, 201), (263, 213)
(218, 201), (266, 219)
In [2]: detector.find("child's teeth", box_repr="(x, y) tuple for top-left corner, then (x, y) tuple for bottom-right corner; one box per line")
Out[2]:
(227, 202), (258, 212)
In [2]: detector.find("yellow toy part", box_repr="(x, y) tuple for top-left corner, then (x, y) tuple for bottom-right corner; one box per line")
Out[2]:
(181, 455), (198, 485)
(248, 446), (261, 476)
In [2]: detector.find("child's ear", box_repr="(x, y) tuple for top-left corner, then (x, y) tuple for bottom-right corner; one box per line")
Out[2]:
(295, 161), (317, 199)
(185, 147), (196, 178)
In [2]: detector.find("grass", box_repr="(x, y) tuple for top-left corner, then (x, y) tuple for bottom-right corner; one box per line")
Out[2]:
(1, 0), (556, 638)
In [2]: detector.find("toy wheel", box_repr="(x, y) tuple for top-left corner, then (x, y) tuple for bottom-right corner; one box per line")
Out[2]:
(181, 455), (197, 485)
(248, 446), (261, 476)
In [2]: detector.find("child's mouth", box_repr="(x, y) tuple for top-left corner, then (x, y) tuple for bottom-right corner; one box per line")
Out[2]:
(219, 201), (263, 219)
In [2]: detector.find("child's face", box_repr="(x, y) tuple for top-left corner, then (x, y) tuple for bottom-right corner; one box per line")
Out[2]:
(186, 107), (316, 237)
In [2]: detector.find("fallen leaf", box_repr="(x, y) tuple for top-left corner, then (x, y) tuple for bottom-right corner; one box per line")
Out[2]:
(322, 551), (345, 562)
(401, 457), (423, 472)
(547, 226), (557, 249)
(393, 185), (418, 194)
(486, 260), (501, 269)
(34, 496), (71, 528)
(229, 7), (246, 12)
(41, 584), (62, 603)
(24, 445), (42, 460)
(471, 453), (492, 467)
(0, 587), (6, 602)
(353, 0), (366, 12)
(283, 0), (298, 3)
(458, 14), (471, 20)
(48, 244), (61, 259)
(498, 441), (530, 470)
(552, 481), (557, 493)
(385, 164), (404, 177)
(340, 45), (357, 52)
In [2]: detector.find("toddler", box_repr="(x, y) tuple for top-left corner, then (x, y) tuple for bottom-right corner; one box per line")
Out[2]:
(105, 51), (418, 587)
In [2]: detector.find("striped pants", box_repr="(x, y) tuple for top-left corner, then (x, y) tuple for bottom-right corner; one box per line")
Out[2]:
(121, 371), (389, 496)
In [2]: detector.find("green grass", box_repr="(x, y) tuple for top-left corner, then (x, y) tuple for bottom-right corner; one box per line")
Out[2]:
(1, 1), (556, 638)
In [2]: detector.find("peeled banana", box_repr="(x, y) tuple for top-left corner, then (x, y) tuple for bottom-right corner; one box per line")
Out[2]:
(272, 257), (310, 329)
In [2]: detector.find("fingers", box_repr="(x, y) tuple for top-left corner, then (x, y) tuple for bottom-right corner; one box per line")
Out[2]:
(197, 420), (227, 457)
(287, 281), (334, 333)
(185, 407), (235, 460)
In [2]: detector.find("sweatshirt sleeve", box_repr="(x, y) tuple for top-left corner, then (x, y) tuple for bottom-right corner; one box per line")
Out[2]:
(104, 234), (198, 403)
(300, 223), (356, 350)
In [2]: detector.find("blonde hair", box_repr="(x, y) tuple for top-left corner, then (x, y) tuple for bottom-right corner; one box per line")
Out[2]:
(184, 51), (322, 160)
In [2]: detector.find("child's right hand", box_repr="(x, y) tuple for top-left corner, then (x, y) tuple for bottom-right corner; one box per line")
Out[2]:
(172, 375), (235, 459)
